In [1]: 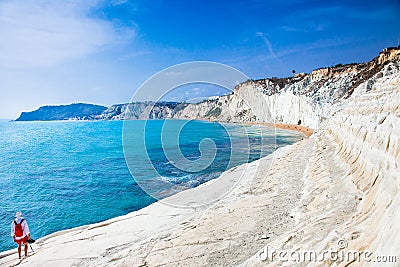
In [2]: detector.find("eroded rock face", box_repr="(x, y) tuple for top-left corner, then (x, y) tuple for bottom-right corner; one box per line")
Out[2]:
(242, 60), (400, 266)
(173, 53), (400, 129)
(323, 69), (400, 263)
(98, 102), (183, 120)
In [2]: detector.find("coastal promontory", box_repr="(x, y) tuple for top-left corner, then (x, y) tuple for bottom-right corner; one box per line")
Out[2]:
(15, 103), (107, 121)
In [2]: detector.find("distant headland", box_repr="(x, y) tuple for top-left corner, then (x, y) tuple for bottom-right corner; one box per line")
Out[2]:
(15, 103), (107, 121)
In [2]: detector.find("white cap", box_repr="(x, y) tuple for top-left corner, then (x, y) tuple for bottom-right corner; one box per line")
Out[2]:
(15, 211), (22, 218)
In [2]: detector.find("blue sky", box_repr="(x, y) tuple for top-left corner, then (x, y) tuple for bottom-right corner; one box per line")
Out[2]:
(0, 0), (399, 119)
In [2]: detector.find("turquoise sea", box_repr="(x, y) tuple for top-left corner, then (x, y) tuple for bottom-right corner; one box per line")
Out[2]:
(0, 120), (303, 252)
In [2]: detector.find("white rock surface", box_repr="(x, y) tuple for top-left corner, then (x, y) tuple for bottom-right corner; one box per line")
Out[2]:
(175, 58), (397, 130)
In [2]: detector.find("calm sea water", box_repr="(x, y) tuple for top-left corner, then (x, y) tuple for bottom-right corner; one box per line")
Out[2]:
(0, 120), (303, 252)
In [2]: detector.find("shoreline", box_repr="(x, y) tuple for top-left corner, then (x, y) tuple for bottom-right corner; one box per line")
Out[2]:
(0, 140), (298, 266)
(191, 117), (314, 137)
(241, 121), (314, 137)
(0, 120), (305, 262)
(7, 118), (314, 138)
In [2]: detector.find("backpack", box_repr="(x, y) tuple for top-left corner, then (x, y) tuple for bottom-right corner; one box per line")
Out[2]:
(14, 219), (25, 238)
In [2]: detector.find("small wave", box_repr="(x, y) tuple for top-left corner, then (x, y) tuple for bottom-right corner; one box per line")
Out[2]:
(159, 174), (195, 184)
(186, 155), (201, 160)
(158, 172), (221, 189)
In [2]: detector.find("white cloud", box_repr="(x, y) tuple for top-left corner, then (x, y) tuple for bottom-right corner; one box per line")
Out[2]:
(0, 0), (134, 68)
(255, 32), (277, 59)
(282, 23), (325, 33)
(111, 0), (129, 6)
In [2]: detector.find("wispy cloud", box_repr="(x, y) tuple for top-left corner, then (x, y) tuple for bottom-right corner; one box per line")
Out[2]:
(282, 23), (325, 32)
(111, 0), (129, 6)
(249, 35), (369, 68)
(255, 32), (278, 59)
(0, 0), (135, 69)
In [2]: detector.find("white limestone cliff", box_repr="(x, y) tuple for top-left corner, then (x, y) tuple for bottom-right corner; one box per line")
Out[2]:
(174, 56), (389, 130)
(242, 61), (400, 266)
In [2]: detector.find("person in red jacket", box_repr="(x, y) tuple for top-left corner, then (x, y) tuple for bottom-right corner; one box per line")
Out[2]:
(11, 211), (31, 259)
